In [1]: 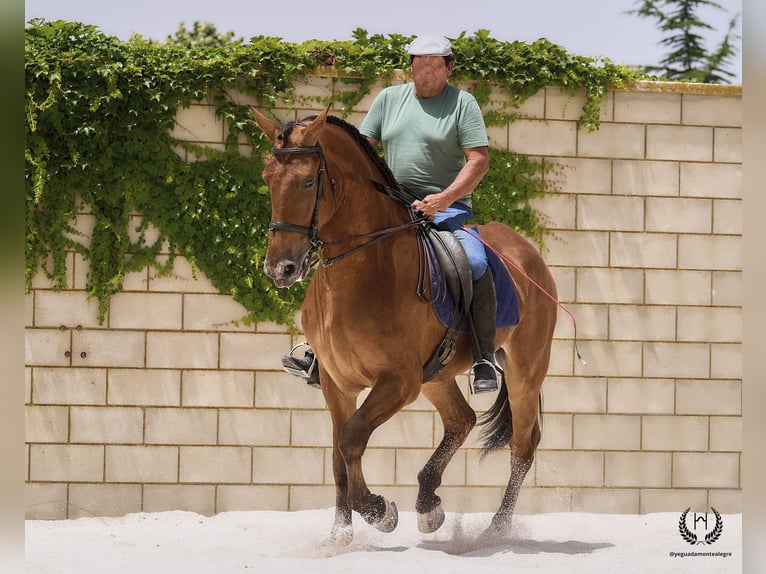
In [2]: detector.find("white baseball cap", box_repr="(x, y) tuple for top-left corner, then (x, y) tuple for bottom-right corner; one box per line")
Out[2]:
(406, 35), (452, 56)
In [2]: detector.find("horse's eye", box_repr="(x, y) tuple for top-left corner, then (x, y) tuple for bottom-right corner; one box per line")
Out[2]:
(302, 178), (315, 189)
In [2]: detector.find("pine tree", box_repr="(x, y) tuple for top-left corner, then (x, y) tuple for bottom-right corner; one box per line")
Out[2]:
(628, 0), (740, 83)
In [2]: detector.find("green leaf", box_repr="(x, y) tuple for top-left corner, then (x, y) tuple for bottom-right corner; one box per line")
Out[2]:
(25, 20), (643, 326)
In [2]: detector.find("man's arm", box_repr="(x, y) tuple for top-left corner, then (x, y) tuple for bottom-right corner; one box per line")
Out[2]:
(411, 146), (489, 219)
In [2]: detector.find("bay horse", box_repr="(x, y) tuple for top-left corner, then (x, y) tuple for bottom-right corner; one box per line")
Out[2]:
(252, 106), (557, 545)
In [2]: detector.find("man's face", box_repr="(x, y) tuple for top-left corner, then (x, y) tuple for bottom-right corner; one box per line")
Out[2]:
(411, 56), (453, 98)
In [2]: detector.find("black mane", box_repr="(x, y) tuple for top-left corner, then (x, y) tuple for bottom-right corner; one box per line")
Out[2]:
(289, 114), (400, 191)
(324, 115), (400, 190)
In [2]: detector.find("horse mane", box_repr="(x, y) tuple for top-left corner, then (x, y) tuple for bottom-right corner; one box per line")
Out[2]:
(291, 114), (400, 192)
(325, 115), (400, 190)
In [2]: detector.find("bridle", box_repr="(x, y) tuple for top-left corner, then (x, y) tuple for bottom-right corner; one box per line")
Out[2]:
(268, 143), (330, 257)
(267, 137), (427, 268)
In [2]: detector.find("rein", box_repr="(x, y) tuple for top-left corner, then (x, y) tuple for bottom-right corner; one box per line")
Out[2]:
(319, 217), (426, 266)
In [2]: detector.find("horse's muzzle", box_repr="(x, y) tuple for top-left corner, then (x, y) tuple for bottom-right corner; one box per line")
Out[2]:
(263, 252), (312, 288)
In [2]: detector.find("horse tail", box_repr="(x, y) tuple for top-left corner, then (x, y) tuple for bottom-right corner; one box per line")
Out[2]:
(477, 348), (512, 457)
(477, 348), (545, 457)
(477, 380), (511, 457)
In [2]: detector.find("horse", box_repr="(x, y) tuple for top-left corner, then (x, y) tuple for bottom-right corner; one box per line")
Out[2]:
(251, 106), (558, 545)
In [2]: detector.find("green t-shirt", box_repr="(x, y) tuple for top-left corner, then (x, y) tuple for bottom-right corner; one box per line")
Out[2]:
(359, 83), (488, 209)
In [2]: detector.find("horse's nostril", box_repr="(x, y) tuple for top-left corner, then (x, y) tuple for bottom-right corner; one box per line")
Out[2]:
(282, 263), (296, 277)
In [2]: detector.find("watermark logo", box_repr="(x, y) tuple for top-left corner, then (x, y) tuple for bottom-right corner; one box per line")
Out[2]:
(678, 507), (723, 545)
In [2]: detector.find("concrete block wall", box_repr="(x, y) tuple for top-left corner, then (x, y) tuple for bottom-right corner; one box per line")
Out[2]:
(25, 75), (742, 519)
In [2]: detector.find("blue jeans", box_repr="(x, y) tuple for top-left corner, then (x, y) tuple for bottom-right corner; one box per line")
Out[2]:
(432, 204), (488, 280)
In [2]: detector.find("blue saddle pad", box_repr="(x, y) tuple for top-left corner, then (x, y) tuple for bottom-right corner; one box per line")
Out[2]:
(431, 236), (519, 333)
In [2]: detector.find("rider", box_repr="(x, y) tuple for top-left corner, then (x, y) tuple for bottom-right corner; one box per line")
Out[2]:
(282, 34), (499, 394)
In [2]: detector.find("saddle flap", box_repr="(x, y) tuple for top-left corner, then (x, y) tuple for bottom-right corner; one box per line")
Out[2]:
(428, 229), (473, 310)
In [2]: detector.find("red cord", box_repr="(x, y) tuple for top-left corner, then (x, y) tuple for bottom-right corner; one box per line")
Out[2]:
(461, 225), (587, 365)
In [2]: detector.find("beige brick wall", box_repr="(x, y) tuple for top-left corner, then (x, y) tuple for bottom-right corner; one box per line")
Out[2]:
(25, 78), (741, 519)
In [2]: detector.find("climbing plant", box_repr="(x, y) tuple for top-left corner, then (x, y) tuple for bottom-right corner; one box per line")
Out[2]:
(25, 19), (643, 326)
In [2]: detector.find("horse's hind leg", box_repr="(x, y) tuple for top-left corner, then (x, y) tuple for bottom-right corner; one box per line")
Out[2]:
(488, 400), (541, 536)
(417, 377), (476, 533)
(487, 344), (549, 537)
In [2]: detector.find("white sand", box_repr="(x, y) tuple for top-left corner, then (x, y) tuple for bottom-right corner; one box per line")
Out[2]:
(25, 508), (741, 573)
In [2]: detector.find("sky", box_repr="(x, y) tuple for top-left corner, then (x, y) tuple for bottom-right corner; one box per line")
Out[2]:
(24, 0), (742, 83)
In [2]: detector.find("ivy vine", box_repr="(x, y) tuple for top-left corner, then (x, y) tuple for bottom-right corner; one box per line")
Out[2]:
(25, 19), (643, 326)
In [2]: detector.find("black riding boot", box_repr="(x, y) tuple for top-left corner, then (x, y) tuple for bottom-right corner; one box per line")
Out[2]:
(281, 344), (321, 389)
(469, 268), (499, 394)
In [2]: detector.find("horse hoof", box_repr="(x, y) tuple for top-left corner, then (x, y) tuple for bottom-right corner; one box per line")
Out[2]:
(417, 504), (445, 534)
(482, 515), (511, 541)
(372, 499), (398, 533)
(329, 524), (353, 546)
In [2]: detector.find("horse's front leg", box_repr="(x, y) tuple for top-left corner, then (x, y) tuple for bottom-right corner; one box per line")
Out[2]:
(329, 449), (353, 545)
(339, 373), (419, 532)
(322, 376), (358, 546)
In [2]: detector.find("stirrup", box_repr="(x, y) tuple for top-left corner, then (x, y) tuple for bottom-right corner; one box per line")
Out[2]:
(470, 359), (501, 395)
(281, 342), (318, 381)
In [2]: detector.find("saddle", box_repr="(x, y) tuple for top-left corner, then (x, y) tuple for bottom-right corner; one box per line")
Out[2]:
(420, 226), (519, 382)
(420, 229), (471, 382)
(369, 181), (518, 383)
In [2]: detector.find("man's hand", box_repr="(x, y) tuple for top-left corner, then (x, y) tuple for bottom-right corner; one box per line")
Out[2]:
(412, 146), (488, 219)
(411, 193), (450, 219)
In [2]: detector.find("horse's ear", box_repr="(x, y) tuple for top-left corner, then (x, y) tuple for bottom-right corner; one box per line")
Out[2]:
(301, 105), (331, 147)
(250, 107), (281, 144)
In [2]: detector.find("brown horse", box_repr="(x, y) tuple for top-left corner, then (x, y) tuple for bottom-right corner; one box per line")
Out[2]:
(252, 106), (557, 545)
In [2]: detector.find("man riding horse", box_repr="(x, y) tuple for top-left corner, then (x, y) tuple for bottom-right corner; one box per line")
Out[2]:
(283, 34), (501, 394)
